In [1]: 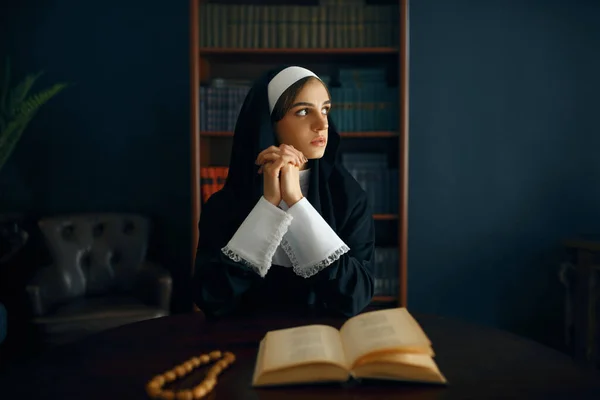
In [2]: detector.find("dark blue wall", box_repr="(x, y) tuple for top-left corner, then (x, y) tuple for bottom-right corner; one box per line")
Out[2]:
(409, 0), (600, 348)
(0, 0), (192, 311)
(2, 0), (599, 347)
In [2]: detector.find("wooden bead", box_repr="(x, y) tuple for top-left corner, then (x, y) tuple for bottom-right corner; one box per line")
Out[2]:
(160, 390), (175, 400)
(147, 381), (161, 391)
(191, 357), (201, 367)
(176, 390), (193, 400)
(224, 352), (235, 363)
(164, 370), (177, 382)
(146, 385), (162, 398)
(152, 375), (166, 386)
(199, 355), (210, 364)
(192, 385), (207, 399)
(175, 365), (187, 378)
(183, 361), (194, 372)
(217, 359), (228, 369)
(204, 378), (216, 391)
(208, 350), (221, 360)
(205, 372), (217, 381)
(212, 365), (223, 375)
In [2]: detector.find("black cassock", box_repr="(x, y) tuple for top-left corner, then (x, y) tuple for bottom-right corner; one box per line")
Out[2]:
(192, 66), (376, 319)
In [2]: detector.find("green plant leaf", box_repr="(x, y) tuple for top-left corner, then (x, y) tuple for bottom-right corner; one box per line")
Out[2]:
(0, 118), (29, 172)
(0, 81), (67, 171)
(17, 83), (67, 115)
(0, 57), (10, 119)
(7, 71), (43, 118)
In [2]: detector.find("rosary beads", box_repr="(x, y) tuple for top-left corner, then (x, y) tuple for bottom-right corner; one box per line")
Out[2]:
(145, 350), (236, 400)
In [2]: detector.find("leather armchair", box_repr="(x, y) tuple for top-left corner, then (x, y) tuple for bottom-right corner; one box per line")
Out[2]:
(25, 213), (172, 347)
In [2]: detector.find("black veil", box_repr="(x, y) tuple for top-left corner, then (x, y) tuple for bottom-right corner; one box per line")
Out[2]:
(195, 65), (375, 318)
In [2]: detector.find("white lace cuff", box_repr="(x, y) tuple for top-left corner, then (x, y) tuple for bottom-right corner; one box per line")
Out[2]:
(282, 198), (350, 278)
(221, 196), (292, 278)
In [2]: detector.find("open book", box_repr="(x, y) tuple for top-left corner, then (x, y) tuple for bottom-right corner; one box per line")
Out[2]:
(252, 307), (447, 387)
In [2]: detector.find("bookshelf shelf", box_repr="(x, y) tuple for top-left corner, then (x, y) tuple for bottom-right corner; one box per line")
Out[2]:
(373, 214), (398, 221)
(199, 131), (399, 138)
(200, 47), (399, 56)
(371, 296), (397, 303)
(341, 132), (399, 138)
(200, 131), (233, 137)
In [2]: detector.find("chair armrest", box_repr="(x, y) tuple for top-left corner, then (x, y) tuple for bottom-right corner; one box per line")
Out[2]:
(134, 261), (172, 311)
(25, 264), (63, 317)
(25, 283), (46, 317)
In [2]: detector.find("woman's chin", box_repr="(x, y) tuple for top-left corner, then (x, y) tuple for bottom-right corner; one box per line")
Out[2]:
(305, 148), (326, 160)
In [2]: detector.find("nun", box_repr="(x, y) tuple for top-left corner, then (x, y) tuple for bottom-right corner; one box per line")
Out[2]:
(193, 66), (376, 319)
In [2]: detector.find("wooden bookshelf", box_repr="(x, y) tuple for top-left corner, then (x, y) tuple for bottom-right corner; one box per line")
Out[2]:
(191, 0), (409, 308)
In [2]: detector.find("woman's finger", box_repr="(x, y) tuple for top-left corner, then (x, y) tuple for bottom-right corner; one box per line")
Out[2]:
(256, 150), (280, 166)
(290, 145), (307, 164)
(268, 155), (295, 176)
(264, 160), (283, 178)
(259, 153), (282, 163)
(259, 153), (301, 166)
(262, 152), (301, 167)
(282, 144), (306, 163)
(279, 144), (304, 166)
(256, 146), (280, 165)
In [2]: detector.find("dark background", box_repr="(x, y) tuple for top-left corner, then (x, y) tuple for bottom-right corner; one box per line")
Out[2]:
(1, 0), (599, 351)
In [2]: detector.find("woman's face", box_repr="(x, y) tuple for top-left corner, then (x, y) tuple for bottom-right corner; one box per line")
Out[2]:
(274, 79), (331, 160)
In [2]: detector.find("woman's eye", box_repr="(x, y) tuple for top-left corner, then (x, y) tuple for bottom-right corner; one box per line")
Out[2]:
(322, 107), (330, 115)
(296, 108), (308, 116)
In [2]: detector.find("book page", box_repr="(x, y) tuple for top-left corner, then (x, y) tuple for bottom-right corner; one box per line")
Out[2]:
(339, 308), (432, 368)
(351, 352), (447, 384)
(261, 324), (348, 373)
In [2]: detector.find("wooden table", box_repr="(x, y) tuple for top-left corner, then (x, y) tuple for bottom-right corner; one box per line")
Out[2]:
(1, 310), (599, 399)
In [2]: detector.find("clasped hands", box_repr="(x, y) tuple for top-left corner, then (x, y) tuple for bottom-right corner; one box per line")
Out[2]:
(256, 144), (307, 207)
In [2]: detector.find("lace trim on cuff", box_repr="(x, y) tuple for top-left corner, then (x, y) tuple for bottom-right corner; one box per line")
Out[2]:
(221, 213), (293, 278)
(281, 239), (350, 278)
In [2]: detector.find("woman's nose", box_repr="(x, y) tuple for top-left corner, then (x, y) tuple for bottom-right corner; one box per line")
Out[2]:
(312, 113), (328, 131)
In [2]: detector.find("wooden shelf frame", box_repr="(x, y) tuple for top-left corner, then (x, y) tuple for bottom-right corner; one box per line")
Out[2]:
(190, 0), (410, 308)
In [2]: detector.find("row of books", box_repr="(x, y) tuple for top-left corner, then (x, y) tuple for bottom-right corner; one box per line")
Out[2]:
(320, 0), (366, 5)
(199, 86), (398, 132)
(200, 166), (228, 204)
(331, 68), (398, 132)
(373, 247), (400, 297)
(199, 3), (400, 49)
(342, 153), (398, 214)
(200, 75), (398, 132)
(200, 85), (249, 132)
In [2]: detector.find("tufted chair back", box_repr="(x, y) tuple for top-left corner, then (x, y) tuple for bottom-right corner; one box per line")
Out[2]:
(38, 213), (150, 301)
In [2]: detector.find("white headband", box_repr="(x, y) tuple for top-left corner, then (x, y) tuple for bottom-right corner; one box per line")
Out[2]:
(267, 66), (320, 114)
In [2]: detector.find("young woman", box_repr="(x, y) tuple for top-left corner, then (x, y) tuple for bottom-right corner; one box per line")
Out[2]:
(193, 66), (375, 318)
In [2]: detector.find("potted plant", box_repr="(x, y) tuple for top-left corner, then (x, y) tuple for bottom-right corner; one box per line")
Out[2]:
(0, 59), (67, 338)
(0, 57), (67, 257)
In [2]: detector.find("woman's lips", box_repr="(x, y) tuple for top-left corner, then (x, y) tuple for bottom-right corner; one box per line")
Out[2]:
(311, 137), (326, 146)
